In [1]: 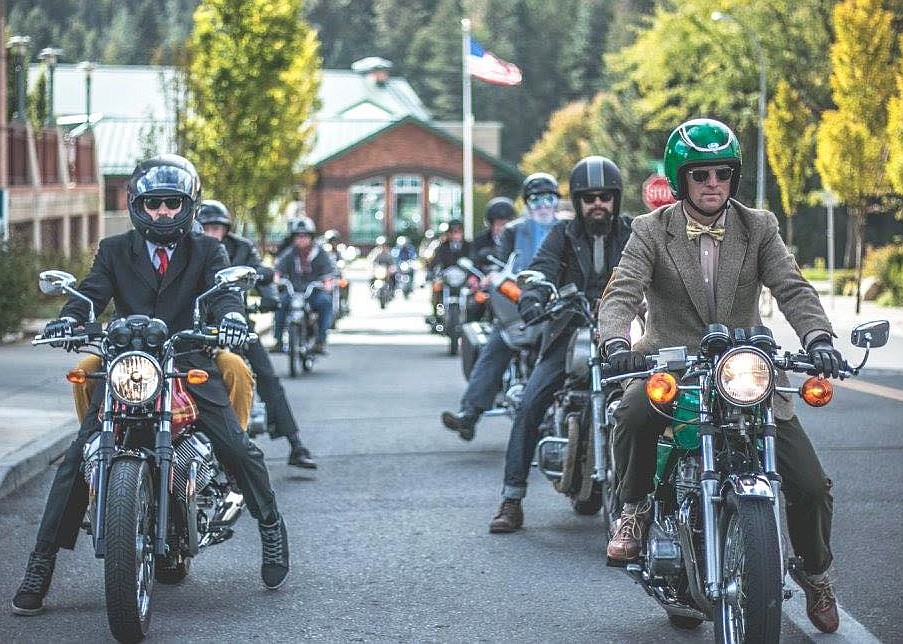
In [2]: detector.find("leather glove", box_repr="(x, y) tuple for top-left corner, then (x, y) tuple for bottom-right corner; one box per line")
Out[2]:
(606, 341), (647, 375)
(518, 293), (545, 324)
(44, 316), (79, 350)
(218, 312), (249, 349)
(807, 337), (843, 378)
(258, 296), (280, 313)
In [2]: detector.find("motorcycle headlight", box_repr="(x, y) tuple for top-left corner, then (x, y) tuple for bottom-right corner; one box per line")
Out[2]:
(714, 347), (774, 407)
(444, 266), (466, 288)
(109, 351), (162, 405)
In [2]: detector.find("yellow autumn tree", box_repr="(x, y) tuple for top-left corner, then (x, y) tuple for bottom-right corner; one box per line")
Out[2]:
(815, 0), (897, 311)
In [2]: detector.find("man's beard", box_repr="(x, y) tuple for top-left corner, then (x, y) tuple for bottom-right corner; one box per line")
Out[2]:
(584, 208), (613, 236)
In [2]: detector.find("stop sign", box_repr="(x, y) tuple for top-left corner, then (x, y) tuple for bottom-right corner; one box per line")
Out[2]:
(642, 174), (676, 210)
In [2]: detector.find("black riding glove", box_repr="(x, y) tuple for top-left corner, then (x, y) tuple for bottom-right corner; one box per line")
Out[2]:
(218, 312), (249, 349)
(44, 316), (79, 351)
(606, 340), (647, 375)
(807, 337), (843, 378)
(518, 292), (545, 324)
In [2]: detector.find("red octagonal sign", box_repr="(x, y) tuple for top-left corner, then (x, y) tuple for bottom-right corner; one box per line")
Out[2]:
(642, 174), (676, 210)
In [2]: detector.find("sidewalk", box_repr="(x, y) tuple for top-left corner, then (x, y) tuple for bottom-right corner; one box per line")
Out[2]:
(1, 293), (900, 500)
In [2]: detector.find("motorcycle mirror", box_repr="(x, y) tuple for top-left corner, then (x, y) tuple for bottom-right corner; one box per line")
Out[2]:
(850, 320), (889, 348)
(38, 270), (77, 295)
(457, 257), (474, 270)
(215, 265), (259, 292)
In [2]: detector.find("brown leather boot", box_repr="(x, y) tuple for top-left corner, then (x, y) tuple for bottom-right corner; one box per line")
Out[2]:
(488, 498), (523, 533)
(606, 499), (651, 561)
(789, 568), (839, 633)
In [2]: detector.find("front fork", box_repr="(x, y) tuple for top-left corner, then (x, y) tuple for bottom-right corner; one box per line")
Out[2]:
(697, 373), (723, 601)
(154, 355), (176, 556)
(588, 343), (607, 482)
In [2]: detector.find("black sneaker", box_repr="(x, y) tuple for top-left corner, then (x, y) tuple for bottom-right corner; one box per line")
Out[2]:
(11, 551), (56, 616)
(259, 516), (290, 590)
(288, 446), (317, 469)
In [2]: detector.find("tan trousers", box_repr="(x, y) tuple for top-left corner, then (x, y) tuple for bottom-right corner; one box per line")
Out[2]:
(72, 350), (254, 430)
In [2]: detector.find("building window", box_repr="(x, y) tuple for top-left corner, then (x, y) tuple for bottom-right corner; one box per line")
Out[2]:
(349, 179), (386, 244)
(428, 178), (462, 230)
(392, 174), (423, 239)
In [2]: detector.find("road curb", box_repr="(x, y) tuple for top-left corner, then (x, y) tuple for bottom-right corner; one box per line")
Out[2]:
(0, 420), (76, 500)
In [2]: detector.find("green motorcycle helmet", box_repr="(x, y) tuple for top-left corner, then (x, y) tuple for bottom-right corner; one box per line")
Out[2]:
(663, 118), (742, 200)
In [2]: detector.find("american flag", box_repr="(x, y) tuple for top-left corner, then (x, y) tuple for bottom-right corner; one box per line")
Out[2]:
(467, 38), (522, 86)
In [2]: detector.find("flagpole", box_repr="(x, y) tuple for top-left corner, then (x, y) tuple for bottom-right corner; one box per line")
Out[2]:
(461, 18), (474, 241)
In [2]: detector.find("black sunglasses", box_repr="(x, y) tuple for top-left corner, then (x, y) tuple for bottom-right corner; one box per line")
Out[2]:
(580, 191), (615, 204)
(688, 168), (733, 183)
(143, 196), (184, 210)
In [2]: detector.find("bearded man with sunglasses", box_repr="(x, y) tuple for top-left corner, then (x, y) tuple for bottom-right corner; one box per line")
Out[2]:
(12, 155), (292, 617)
(488, 157), (632, 532)
(597, 118), (843, 633)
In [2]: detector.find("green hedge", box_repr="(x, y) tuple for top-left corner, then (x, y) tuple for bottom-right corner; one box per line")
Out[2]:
(863, 243), (903, 306)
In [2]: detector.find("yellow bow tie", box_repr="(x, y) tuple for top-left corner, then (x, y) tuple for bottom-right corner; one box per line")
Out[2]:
(686, 220), (725, 242)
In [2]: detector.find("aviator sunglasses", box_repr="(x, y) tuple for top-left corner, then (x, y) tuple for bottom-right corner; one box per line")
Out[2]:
(688, 167), (734, 183)
(580, 191), (615, 204)
(526, 193), (559, 209)
(143, 196), (184, 210)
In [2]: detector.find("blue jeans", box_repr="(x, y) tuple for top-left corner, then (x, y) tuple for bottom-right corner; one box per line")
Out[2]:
(461, 327), (514, 413)
(501, 336), (568, 499)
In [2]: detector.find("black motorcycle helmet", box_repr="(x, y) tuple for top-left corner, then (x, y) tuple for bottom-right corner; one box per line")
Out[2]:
(522, 172), (560, 200)
(484, 197), (516, 224)
(446, 218), (464, 232)
(569, 155), (623, 219)
(127, 154), (201, 246)
(196, 199), (232, 229)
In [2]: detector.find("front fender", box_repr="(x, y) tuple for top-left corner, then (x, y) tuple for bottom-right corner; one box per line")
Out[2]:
(724, 473), (775, 500)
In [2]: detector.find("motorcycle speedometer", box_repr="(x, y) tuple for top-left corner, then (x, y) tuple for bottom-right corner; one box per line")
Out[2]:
(108, 351), (163, 406)
(713, 346), (774, 407)
(444, 266), (467, 288)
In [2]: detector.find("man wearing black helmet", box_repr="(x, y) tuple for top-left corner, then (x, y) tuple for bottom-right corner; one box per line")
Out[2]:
(488, 156), (632, 533)
(441, 177), (561, 439)
(598, 118), (843, 633)
(273, 216), (337, 354)
(197, 200), (317, 469)
(470, 197), (516, 272)
(12, 156), (291, 617)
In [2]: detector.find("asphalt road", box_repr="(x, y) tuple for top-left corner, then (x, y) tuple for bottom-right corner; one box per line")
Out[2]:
(0, 274), (900, 642)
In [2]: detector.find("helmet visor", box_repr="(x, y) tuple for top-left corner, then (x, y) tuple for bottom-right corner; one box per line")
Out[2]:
(133, 165), (198, 198)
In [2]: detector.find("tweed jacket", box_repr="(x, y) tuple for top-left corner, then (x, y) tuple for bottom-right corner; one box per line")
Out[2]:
(597, 199), (833, 419)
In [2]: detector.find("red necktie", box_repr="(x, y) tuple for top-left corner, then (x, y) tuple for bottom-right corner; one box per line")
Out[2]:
(155, 247), (169, 276)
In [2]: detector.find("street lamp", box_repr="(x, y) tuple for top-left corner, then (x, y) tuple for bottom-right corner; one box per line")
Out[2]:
(38, 47), (64, 127)
(711, 11), (766, 210)
(6, 36), (31, 123)
(77, 61), (96, 130)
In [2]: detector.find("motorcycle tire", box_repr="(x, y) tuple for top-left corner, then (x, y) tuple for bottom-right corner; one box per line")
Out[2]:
(572, 481), (605, 516)
(446, 303), (460, 356)
(287, 326), (298, 377)
(714, 492), (782, 644)
(104, 458), (155, 643)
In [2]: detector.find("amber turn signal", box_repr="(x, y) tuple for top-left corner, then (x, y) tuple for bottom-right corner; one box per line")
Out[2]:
(186, 369), (209, 385)
(646, 372), (678, 405)
(475, 291), (490, 304)
(338, 278), (348, 288)
(66, 368), (87, 385)
(432, 282), (442, 293)
(800, 376), (833, 407)
(498, 280), (521, 303)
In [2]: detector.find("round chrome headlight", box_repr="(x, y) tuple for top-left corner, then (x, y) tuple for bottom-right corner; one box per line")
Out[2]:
(714, 347), (774, 407)
(444, 266), (467, 288)
(109, 351), (162, 405)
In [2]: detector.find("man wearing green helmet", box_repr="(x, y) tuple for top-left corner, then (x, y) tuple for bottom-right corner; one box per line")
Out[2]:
(597, 118), (843, 633)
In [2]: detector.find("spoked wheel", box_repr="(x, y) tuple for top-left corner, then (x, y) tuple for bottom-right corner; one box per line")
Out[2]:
(287, 324), (300, 377)
(104, 458), (155, 643)
(446, 303), (460, 356)
(714, 492), (782, 644)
